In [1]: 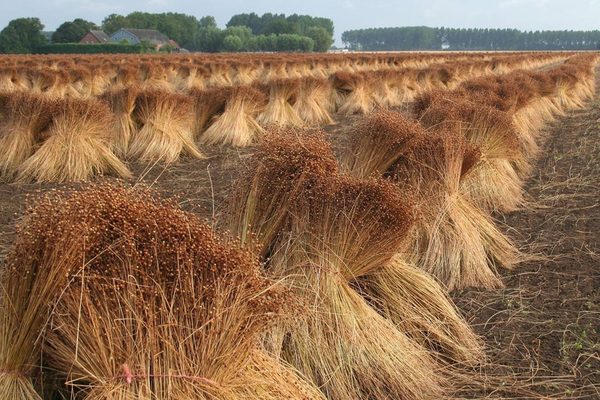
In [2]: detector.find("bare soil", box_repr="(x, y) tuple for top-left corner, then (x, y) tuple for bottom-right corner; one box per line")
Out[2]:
(0, 70), (598, 398)
(455, 67), (600, 398)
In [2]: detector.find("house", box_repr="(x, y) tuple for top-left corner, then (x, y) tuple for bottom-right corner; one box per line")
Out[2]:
(80, 30), (111, 44)
(109, 28), (171, 49)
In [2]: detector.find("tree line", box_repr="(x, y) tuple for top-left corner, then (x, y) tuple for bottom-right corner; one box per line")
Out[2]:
(189, 13), (333, 52)
(0, 12), (334, 54)
(342, 26), (600, 51)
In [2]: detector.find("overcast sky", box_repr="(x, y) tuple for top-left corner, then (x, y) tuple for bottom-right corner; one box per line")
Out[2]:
(2, 0), (600, 45)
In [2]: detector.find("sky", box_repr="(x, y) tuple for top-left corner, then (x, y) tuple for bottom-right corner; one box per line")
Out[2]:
(1, 0), (600, 46)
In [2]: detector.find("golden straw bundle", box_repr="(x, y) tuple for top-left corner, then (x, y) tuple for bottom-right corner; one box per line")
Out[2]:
(99, 86), (139, 157)
(188, 86), (228, 140)
(330, 71), (378, 115)
(38, 183), (323, 400)
(266, 174), (446, 400)
(130, 89), (203, 162)
(199, 85), (267, 147)
(391, 132), (520, 290)
(256, 78), (304, 127)
(341, 109), (425, 177)
(139, 62), (172, 91)
(358, 255), (484, 365)
(0, 91), (52, 180)
(291, 76), (334, 126)
(16, 98), (131, 183)
(417, 92), (527, 212)
(338, 110), (484, 362)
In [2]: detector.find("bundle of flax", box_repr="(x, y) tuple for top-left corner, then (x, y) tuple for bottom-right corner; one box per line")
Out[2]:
(223, 129), (450, 398)
(266, 174), (447, 400)
(416, 90), (527, 212)
(291, 76), (334, 126)
(199, 85), (267, 147)
(16, 97), (131, 183)
(6, 183), (324, 400)
(255, 78), (304, 127)
(0, 91), (52, 180)
(99, 86), (139, 157)
(221, 127), (338, 259)
(391, 131), (519, 290)
(130, 89), (203, 162)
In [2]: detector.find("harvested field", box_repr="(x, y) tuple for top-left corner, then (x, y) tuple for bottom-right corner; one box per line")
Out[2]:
(456, 66), (600, 399)
(0, 52), (598, 399)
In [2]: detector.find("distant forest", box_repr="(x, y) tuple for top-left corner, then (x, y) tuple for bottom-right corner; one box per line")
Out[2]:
(341, 27), (600, 51)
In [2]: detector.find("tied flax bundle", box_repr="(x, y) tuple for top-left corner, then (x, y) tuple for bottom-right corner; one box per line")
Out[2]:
(266, 174), (448, 400)
(199, 85), (267, 147)
(130, 89), (203, 162)
(0, 91), (52, 180)
(16, 97), (131, 183)
(416, 90), (527, 212)
(3, 183), (325, 400)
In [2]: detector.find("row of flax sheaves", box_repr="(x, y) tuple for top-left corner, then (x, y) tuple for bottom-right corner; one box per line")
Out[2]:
(0, 51), (567, 93)
(0, 52), (570, 183)
(0, 52), (597, 399)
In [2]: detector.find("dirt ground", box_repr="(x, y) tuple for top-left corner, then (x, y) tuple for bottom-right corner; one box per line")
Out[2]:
(455, 67), (600, 398)
(0, 68), (599, 398)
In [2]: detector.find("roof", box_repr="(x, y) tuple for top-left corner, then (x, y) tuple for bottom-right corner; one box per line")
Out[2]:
(89, 30), (111, 43)
(120, 29), (171, 45)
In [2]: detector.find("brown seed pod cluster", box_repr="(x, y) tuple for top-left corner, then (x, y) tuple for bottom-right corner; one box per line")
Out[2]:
(342, 109), (425, 177)
(2, 183), (325, 399)
(221, 127), (338, 257)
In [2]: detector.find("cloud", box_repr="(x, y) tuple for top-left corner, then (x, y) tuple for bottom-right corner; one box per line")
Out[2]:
(148, 0), (169, 6)
(499, 0), (548, 8)
(499, 0), (520, 8)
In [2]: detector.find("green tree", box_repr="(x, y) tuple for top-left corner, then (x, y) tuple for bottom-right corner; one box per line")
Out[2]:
(156, 12), (199, 47)
(223, 25), (253, 50)
(52, 18), (99, 43)
(298, 36), (315, 52)
(199, 16), (217, 29)
(257, 34), (278, 51)
(262, 18), (298, 35)
(306, 26), (332, 52)
(102, 14), (128, 35)
(227, 14), (252, 31)
(191, 26), (224, 52)
(276, 34), (313, 52)
(223, 35), (243, 52)
(0, 17), (48, 53)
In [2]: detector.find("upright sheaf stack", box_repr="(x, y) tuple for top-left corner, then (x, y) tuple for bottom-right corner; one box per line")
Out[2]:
(221, 129), (484, 399)
(0, 184), (326, 400)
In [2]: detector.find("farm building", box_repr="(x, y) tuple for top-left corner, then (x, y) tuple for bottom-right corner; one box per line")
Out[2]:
(79, 30), (111, 44)
(109, 28), (171, 48)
